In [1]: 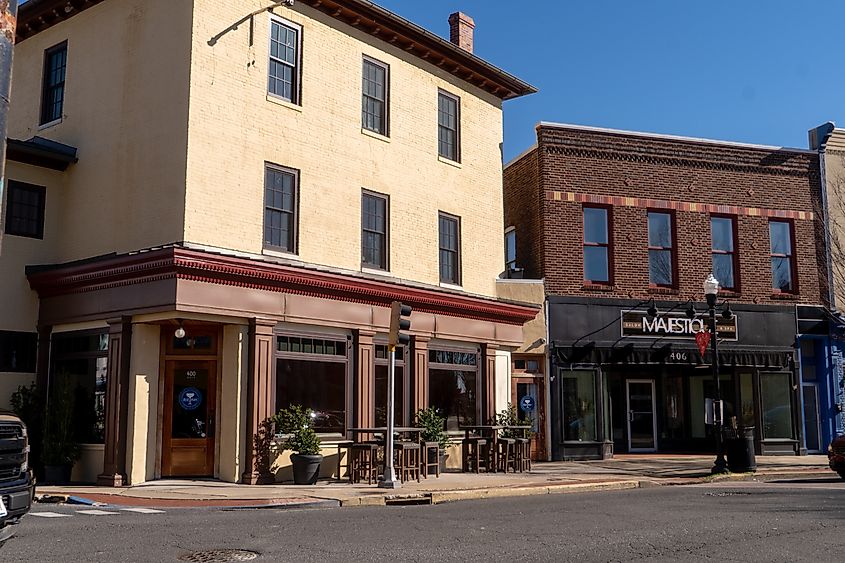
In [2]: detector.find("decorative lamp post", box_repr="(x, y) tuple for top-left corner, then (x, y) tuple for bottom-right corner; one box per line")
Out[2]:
(704, 274), (728, 474)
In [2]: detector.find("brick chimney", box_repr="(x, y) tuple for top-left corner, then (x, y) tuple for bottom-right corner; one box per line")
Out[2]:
(448, 12), (475, 53)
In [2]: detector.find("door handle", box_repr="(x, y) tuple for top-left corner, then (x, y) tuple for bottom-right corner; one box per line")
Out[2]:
(208, 411), (215, 437)
(628, 411), (634, 422)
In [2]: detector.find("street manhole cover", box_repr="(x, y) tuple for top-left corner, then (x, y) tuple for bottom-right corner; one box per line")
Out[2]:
(178, 549), (259, 562)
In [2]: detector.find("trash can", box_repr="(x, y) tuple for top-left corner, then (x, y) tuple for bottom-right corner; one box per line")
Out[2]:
(725, 426), (757, 473)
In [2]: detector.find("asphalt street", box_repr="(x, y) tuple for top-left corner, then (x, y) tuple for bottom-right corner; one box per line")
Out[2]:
(1, 477), (843, 562)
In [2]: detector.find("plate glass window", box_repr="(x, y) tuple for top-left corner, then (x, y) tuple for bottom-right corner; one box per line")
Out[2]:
(648, 212), (674, 286)
(583, 207), (610, 283)
(711, 217), (736, 289)
(40, 42), (67, 125)
(362, 192), (388, 270)
(264, 166), (297, 252)
(437, 91), (460, 162)
(439, 213), (460, 284)
(268, 20), (300, 104)
(362, 58), (388, 136)
(769, 220), (794, 292)
(4, 181), (46, 239)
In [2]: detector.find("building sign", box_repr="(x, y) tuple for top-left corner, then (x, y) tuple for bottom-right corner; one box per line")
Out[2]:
(621, 310), (738, 341)
(519, 395), (536, 412)
(179, 387), (203, 411)
(832, 348), (845, 436)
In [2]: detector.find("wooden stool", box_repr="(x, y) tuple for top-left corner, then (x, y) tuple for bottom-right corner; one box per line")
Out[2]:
(335, 440), (353, 480)
(420, 441), (440, 479)
(514, 437), (531, 472)
(461, 437), (489, 473)
(393, 442), (421, 482)
(349, 443), (379, 484)
(497, 437), (517, 473)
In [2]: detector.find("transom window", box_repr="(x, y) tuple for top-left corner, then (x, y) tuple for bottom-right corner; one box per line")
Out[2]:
(769, 220), (795, 293)
(268, 19), (301, 104)
(437, 91), (460, 162)
(264, 165), (297, 253)
(438, 212), (461, 285)
(583, 207), (611, 284)
(711, 216), (737, 290)
(40, 42), (67, 125)
(648, 211), (675, 287)
(361, 191), (388, 270)
(362, 57), (388, 136)
(4, 181), (46, 239)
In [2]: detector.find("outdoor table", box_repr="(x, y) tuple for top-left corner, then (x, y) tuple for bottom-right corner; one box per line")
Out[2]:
(460, 425), (504, 472)
(347, 427), (424, 481)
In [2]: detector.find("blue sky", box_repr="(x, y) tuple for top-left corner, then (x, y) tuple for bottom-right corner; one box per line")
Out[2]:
(376, 0), (843, 162)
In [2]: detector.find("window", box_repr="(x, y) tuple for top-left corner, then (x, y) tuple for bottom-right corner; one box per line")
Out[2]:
(0, 330), (37, 373)
(429, 349), (479, 431)
(583, 207), (611, 283)
(362, 57), (388, 136)
(505, 228), (517, 271)
(437, 90), (460, 162)
(275, 334), (349, 434)
(438, 212), (461, 285)
(711, 216), (737, 290)
(561, 370), (597, 442)
(361, 191), (388, 270)
(40, 42), (67, 125)
(374, 344), (405, 426)
(51, 331), (109, 444)
(761, 372), (794, 439)
(4, 181), (46, 239)
(769, 220), (795, 292)
(268, 19), (301, 104)
(648, 211), (675, 286)
(264, 165), (297, 253)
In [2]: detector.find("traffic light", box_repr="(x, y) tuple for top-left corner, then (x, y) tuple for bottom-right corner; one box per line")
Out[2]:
(388, 301), (412, 349)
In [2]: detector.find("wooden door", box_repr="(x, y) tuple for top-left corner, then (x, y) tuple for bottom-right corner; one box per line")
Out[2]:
(512, 376), (546, 460)
(162, 360), (216, 477)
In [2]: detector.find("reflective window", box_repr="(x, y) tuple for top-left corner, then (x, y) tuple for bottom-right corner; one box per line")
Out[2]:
(439, 213), (461, 284)
(769, 221), (795, 292)
(711, 216), (737, 289)
(761, 372), (793, 439)
(505, 228), (517, 271)
(268, 19), (300, 103)
(5, 181), (46, 239)
(362, 192), (388, 270)
(561, 370), (596, 442)
(51, 331), (109, 444)
(40, 42), (67, 124)
(362, 57), (388, 135)
(648, 212), (674, 286)
(264, 165), (297, 252)
(438, 91), (460, 161)
(583, 207), (610, 283)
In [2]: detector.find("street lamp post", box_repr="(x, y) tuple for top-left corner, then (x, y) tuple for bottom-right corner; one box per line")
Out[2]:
(703, 274), (728, 474)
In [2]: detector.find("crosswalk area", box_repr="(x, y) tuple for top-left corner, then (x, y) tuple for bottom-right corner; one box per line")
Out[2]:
(29, 507), (166, 518)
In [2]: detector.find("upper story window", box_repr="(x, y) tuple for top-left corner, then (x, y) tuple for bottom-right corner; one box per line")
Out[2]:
(362, 57), (389, 136)
(711, 216), (738, 290)
(439, 212), (461, 285)
(40, 42), (67, 125)
(438, 90), (460, 162)
(4, 180), (46, 239)
(505, 227), (517, 271)
(268, 18), (301, 104)
(583, 206), (611, 284)
(769, 220), (796, 293)
(648, 211), (675, 287)
(362, 190), (388, 270)
(264, 164), (298, 253)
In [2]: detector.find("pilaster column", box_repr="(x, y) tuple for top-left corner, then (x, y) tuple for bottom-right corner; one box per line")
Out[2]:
(242, 318), (276, 485)
(97, 317), (132, 486)
(354, 330), (376, 432)
(411, 336), (430, 415)
(483, 344), (498, 424)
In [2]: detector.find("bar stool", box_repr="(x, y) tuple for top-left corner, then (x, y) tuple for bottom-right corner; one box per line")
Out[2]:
(335, 440), (354, 480)
(393, 441), (421, 482)
(349, 443), (379, 484)
(420, 441), (440, 479)
(461, 437), (489, 473)
(497, 437), (517, 473)
(514, 437), (531, 472)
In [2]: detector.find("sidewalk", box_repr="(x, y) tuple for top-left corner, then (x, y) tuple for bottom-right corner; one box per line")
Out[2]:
(36, 455), (833, 510)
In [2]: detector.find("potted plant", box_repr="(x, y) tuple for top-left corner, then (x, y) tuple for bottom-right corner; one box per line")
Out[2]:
(414, 407), (450, 472)
(496, 403), (535, 439)
(41, 376), (81, 484)
(11, 383), (45, 480)
(273, 404), (322, 485)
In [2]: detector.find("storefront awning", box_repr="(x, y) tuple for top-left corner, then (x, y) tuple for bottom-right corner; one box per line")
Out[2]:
(555, 342), (793, 369)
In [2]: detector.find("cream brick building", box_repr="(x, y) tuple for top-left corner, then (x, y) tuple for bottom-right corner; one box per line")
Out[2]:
(2, 0), (535, 485)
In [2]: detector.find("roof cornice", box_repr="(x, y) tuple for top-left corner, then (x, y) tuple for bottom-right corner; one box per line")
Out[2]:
(16, 0), (106, 42)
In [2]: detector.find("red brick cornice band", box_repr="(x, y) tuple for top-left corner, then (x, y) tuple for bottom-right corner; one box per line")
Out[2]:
(546, 190), (815, 221)
(27, 247), (538, 325)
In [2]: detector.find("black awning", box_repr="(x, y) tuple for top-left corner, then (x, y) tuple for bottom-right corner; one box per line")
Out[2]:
(555, 342), (793, 369)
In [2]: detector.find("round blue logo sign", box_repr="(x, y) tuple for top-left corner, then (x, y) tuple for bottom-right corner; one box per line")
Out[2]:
(179, 387), (202, 411)
(519, 395), (536, 412)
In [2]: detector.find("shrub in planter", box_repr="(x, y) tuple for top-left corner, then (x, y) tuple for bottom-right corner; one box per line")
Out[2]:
(41, 376), (81, 484)
(273, 404), (322, 485)
(414, 407), (450, 471)
(496, 403), (534, 439)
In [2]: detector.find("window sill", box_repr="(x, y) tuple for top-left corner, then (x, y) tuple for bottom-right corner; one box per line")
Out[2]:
(719, 290), (741, 299)
(262, 247), (299, 260)
(770, 292), (799, 300)
(582, 283), (614, 292)
(438, 155), (462, 169)
(266, 93), (303, 112)
(361, 128), (390, 143)
(361, 266), (393, 277)
(648, 286), (679, 295)
(38, 117), (62, 131)
(439, 282), (464, 291)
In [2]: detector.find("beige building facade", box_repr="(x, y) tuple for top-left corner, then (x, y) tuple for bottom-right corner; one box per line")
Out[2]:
(2, 0), (535, 485)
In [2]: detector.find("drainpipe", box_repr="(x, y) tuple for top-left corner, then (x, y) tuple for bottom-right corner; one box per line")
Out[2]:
(0, 0), (18, 257)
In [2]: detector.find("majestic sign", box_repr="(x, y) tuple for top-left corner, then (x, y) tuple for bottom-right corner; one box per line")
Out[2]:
(621, 310), (738, 341)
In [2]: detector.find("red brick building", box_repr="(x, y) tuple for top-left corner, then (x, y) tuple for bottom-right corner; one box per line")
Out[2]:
(504, 122), (826, 460)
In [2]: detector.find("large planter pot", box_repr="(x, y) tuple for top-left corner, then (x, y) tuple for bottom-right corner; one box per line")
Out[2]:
(44, 464), (72, 485)
(291, 453), (323, 485)
(439, 451), (448, 474)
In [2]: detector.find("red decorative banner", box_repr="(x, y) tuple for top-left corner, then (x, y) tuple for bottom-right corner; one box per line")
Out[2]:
(695, 331), (711, 356)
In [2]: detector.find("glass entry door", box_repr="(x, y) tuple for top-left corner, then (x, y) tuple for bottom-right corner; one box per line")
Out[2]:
(627, 379), (657, 452)
(163, 360), (216, 477)
(802, 383), (822, 453)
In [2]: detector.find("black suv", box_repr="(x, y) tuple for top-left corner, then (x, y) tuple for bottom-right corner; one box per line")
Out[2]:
(0, 412), (34, 543)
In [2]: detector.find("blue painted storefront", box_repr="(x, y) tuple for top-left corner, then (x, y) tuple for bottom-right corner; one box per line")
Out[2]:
(797, 331), (845, 452)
